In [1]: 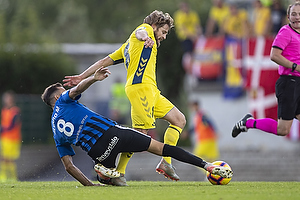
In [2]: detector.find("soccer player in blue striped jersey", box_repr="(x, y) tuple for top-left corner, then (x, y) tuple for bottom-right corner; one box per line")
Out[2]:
(63, 10), (186, 185)
(44, 67), (232, 186)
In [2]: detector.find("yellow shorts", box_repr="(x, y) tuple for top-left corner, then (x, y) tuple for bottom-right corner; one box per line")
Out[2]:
(125, 84), (174, 129)
(193, 139), (219, 162)
(0, 138), (21, 160)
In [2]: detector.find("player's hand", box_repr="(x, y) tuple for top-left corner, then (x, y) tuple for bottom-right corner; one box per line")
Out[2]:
(63, 75), (82, 87)
(143, 36), (154, 48)
(94, 66), (111, 81)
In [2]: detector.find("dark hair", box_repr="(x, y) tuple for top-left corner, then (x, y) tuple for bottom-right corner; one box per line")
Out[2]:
(143, 10), (174, 29)
(41, 82), (63, 107)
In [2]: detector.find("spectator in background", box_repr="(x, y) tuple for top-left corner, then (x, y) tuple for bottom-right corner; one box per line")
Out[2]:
(189, 101), (219, 164)
(270, 0), (287, 35)
(205, 0), (230, 37)
(0, 91), (22, 182)
(174, 1), (202, 74)
(252, 0), (272, 37)
(223, 3), (250, 39)
(174, 1), (202, 54)
(109, 77), (130, 126)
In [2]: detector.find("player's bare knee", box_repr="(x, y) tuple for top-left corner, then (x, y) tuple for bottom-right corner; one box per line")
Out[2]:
(177, 112), (186, 129)
(165, 109), (186, 129)
(181, 115), (186, 128)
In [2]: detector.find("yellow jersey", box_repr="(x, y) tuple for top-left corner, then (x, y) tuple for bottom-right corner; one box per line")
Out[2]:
(253, 6), (271, 36)
(174, 10), (200, 40)
(209, 5), (230, 27)
(109, 23), (158, 88)
(223, 9), (248, 38)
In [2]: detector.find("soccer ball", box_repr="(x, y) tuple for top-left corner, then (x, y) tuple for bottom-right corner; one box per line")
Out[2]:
(206, 161), (232, 185)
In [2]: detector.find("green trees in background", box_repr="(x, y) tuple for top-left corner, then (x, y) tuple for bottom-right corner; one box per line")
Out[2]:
(0, 0), (211, 144)
(0, 0), (211, 98)
(0, 0), (211, 43)
(0, 50), (75, 94)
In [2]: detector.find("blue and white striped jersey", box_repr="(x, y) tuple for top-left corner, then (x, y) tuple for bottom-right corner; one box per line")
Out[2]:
(51, 90), (117, 158)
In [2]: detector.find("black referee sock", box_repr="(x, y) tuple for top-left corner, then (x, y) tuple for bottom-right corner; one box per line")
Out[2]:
(162, 144), (207, 168)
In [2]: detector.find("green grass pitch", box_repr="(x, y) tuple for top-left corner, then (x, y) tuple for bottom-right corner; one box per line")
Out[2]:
(1, 181), (300, 200)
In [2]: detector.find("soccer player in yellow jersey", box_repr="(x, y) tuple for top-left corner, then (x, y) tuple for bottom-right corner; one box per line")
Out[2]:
(63, 10), (186, 186)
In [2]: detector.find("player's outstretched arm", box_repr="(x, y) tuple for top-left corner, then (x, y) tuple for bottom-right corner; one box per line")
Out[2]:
(61, 155), (102, 186)
(63, 56), (114, 87)
(69, 67), (111, 99)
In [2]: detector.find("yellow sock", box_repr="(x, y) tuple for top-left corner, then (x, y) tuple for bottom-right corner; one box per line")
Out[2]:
(0, 162), (8, 181)
(7, 162), (17, 180)
(116, 152), (133, 174)
(163, 125), (182, 164)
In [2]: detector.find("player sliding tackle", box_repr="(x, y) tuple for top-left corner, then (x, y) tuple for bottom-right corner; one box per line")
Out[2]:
(41, 67), (233, 186)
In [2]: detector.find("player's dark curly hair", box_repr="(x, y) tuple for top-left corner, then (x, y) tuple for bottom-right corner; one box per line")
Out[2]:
(143, 10), (174, 29)
(41, 82), (63, 108)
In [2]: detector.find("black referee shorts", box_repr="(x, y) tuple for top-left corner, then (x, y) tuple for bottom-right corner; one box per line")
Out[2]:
(88, 125), (151, 168)
(275, 75), (300, 120)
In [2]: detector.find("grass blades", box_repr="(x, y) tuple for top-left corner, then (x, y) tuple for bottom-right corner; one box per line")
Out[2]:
(1, 181), (300, 200)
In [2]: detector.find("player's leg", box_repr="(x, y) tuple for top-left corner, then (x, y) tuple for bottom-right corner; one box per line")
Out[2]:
(114, 128), (148, 185)
(232, 114), (279, 137)
(147, 139), (232, 179)
(7, 140), (21, 181)
(109, 127), (231, 179)
(0, 159), (8, 182)
(112, 85), (156, 184)
(109, 152), (133, 186)
(162, 107), (186, 163)
(0, 139), (7, 182)
(88, 129), (125, 185)
(0, 138), (18, 182)
(154, 95), (186, 180)
(156, 97), (186, 163)
(112, 126), (152, 186)
(115, 152), (133, 174)
(232, 113), (296, 137)
(232, 75), (297, 137)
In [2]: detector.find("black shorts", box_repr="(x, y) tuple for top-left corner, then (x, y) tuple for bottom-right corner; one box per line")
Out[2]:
(88, 125), (151, 168)
(275, 75), (300, 120)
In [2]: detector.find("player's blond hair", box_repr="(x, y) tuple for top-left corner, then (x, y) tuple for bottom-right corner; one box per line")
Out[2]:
(143, 10), (174, 29)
